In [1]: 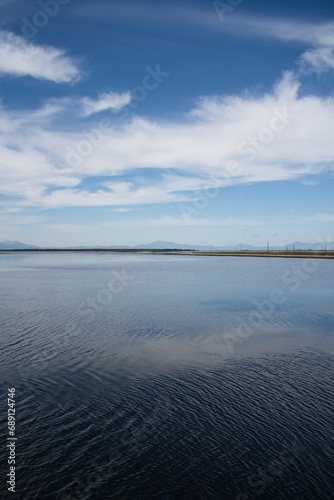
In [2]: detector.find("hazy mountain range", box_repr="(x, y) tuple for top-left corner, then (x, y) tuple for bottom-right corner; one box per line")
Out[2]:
(0, 240), (333, 251)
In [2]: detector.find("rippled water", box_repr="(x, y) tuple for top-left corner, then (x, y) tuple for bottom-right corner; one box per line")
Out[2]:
(0, 252), (333, 499)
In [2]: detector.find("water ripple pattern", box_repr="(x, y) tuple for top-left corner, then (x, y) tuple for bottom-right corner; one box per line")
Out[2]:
(0, 252), (333, 499)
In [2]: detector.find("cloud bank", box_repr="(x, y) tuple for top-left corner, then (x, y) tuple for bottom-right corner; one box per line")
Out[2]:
(0, 70), (334, 209)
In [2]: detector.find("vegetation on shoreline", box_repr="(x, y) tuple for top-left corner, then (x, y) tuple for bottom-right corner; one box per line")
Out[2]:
(1, 249), (333, 258)
(191, 251), (334, 258)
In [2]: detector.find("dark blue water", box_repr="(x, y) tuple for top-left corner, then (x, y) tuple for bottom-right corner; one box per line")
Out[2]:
(1, 252), (333, 499)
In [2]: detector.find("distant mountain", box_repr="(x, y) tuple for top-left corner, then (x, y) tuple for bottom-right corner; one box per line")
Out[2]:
(135, 240), (197, 250)
(0, 240), (40, 250)
(286, 241), (331, 251)
(64, 245), (132, 250)
(133, 241), (334, 251)
(1, 240), (333, 251)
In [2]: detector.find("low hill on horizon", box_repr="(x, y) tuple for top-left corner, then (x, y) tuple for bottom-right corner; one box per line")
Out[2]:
(0, 240), (40, 250)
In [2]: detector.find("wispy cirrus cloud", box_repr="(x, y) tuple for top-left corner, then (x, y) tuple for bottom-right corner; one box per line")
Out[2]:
(82, 91), (132, 116)
(301, 179), (318, 186)
(213, 15), (334, 72)
(75, 2), (334, 47)
(75, 3), (334, 73)
(0, 30), (81, 83)
(222, 17), (334, 47)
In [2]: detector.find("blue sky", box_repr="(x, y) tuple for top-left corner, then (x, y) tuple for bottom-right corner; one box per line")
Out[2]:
(0, 0), (334, 247)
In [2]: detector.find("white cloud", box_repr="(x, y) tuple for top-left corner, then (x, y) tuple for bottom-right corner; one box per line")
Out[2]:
(82, 91), (132, 116)
(300, 47), (334, 73)
(0, 31), (80, 83)
(25, 185), (194, 208)
(1, 71), (334, 209)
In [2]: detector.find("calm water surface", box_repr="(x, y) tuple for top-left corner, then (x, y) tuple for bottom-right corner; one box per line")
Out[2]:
(0, 252), (333, 499)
